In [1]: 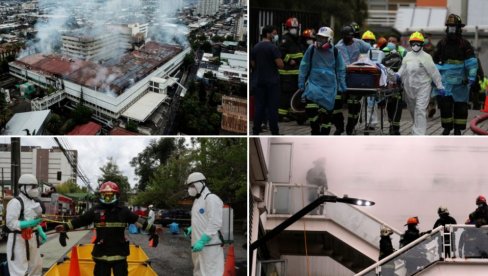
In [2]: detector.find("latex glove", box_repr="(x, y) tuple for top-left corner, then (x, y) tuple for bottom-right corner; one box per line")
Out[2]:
(437, 89), (446, 96)
(59, 232), (69, 247)
(192, 233), (211, 252)
(37, 226), (47, 244)
(184, 226), (192, 237)
(19, 218), (42, 229)
(149, 233), (159, 247)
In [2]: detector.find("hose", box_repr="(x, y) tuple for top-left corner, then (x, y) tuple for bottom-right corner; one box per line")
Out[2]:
(469, 113), (488, 135)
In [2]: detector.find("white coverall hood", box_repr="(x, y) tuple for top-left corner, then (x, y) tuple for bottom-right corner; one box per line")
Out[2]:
(398, 50), (444, 135)
(191, 187), (224, 276)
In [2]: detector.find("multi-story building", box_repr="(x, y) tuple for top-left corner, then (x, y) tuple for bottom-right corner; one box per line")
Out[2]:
(236, 13), (247, 42)
(0, 144), (77, 192)
(197, 0), (219, 16)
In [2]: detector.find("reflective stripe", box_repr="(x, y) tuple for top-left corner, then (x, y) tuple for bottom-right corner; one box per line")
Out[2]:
(441, 117), (454, 123)
(391, 122), (401, 126)
(278, 69), (300, 75)
(333, 109), (342, 114)
(335, 95), (342, 100)
(309, 116), (318, 122)
(95, 222), (127, 228)
(446, 59), (464, 65)
(67, 221), (74, 230)
(306, 103), (319, 108)
(454, 119), (467, 124)
(348, 114), (359, 119)
(283, 53), (304, 62)
(93, 255), (127, 261)
(278, 109), (288, 115)
(320, 123), (332, 128)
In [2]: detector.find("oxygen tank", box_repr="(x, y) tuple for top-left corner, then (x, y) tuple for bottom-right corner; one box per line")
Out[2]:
(221, 204), (233, 243)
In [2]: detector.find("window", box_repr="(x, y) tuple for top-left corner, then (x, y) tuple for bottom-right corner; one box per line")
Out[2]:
(269, 143), (292, 183)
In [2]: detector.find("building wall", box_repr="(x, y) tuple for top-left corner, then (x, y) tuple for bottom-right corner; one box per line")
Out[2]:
(197, 0), (219, 16)
(62, 32), (128, 61)
(417, 0), (446, 7)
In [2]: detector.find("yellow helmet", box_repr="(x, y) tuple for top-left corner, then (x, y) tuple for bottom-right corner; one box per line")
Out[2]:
(409, 31), (424, 43)
(361, 30), (376, 41)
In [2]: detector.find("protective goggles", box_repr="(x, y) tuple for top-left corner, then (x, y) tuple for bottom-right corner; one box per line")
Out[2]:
(409, 41), (423, 47)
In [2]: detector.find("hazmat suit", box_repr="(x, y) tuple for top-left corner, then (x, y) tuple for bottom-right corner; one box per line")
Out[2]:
(148, 205), (155, 226)
(298, 26), (347, 135)
(6, 174), (45, 276)
(398, 49), (444, 135)
(185, 172), (224, 276)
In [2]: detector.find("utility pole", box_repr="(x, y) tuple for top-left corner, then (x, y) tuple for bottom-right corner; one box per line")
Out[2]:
(11, 137), (20, 196)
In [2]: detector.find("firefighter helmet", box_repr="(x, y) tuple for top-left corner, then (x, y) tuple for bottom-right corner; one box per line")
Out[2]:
(445, 13), (465, 27)
(377, 37), (387, 49)
(476, 195), (486, 205)
(438, 206), (449, 215)
(361, 30), (376, 41)
(409, 31), (424, 43)
(285, 17), (299, 29)
(99, 181), (120, 204)
(380, 225), (393, 236)
(405, 217), (419, 225)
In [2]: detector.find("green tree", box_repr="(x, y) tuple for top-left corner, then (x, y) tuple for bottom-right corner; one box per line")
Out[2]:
(72, 105), (92, 125)
(183, 52), (196, 69)
(56, 180), (88, 194)
(46, 113), (63, 135)
(98, 158), (131, 202)
(201, 41), (212, 53)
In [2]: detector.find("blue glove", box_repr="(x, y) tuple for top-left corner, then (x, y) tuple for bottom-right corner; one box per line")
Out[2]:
(184, 226), (192, 237)
(192, 233), (211, 252)
(37, 226), (47, 244)
(437, 89), (446, 96)
(19, 218), (42, 229)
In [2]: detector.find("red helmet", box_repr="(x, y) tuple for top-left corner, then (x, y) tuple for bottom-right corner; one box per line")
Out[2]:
(285, 17), (299, 29)
(99, 181), (120, 194)
(476, 195), (486, 205)
(405, 217), (419, 225)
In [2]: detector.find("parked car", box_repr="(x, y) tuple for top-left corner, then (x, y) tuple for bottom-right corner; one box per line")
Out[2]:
(156, 208), (191, 227)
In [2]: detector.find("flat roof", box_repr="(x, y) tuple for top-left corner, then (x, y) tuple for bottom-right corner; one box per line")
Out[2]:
(4, 110), (51, 135)
(67, 122), (102, 135)
(122, 92), (166, 122)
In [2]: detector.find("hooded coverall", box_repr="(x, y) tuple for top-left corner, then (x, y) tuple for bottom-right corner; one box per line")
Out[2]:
(6, 193), (43, 276)
(398, 49), (444, 135)
(191, 184), (224, 276)
(298, 44), (347, 135)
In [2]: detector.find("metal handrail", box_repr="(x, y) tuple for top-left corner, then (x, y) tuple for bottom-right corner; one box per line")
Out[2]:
(356, 225), (446, 276)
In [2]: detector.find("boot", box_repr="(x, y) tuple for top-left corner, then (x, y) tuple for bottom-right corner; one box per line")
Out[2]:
(454, 129), (462, 135)
(333, 128), (344, 135)
(442, 128), (451, 135)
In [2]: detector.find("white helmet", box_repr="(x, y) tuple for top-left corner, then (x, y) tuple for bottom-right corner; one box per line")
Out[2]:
(317, 26), (334, 41)
(18, 174), (38, 186)
(438, 206), (449, 215)
(185, 172), (207, 198)
(149, 204), (154, 209)
(380, 225), (393, 236)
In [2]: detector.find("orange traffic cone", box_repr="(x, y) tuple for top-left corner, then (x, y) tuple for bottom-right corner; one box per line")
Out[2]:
(223, 244), (236, 276)
(90, 229), (97, 244)
(482, 94), (488, 113)
(69, 246), (81, 276)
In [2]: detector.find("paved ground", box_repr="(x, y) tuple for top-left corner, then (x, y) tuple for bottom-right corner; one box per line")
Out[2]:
(254, 106), (488, 136)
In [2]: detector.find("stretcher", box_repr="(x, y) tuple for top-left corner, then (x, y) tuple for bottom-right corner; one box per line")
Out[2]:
(45, 243), (156, 276)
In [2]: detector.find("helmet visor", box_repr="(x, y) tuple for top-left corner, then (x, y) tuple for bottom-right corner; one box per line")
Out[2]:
(100, 192), (117, 204)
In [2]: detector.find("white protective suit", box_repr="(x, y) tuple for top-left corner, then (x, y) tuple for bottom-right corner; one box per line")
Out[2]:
(6, 193), (43, 276)
(191, 182), (224, 276)
(398, 49), (444, 135)
(148, 208), (155, 226)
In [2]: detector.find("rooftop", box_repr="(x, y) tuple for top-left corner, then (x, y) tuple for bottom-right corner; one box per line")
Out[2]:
(4, 110), (51, 135)
(67, 121), (102, 135)
(11, 42), (183, 95)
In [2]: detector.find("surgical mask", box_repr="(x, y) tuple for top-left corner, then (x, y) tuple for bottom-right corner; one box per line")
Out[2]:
(447, 26), (457, 34)
(386, 42), (396, 51)
(289, 28), (298, 36)
(26, 187), (39, 198)
(188, 187), (197, 197)
(272, 34), (279, 43)
(306, 39), (313, 45)
(411, 45), (422, 52)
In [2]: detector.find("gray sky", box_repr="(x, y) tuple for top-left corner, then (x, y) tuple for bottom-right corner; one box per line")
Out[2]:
(263, 137), (488, 232)
(0, 137), (160, 190)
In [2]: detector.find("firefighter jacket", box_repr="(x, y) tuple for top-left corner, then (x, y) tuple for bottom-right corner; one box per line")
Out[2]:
(279, 33), (303, 76)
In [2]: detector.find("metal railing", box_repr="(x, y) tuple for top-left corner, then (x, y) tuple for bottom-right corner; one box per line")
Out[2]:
(268, 183), (401, 249)
(357, 225), (488, 276)
(31, 90), (66, 111)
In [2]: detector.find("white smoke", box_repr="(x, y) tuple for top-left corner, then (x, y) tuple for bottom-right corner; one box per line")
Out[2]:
(20, 0), (188, 58)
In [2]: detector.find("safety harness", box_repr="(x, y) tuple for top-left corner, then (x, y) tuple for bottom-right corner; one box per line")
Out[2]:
(8, 196), (40, 261)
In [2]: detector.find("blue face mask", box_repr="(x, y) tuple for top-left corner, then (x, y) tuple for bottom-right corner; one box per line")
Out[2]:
(386, 42), (396, 51)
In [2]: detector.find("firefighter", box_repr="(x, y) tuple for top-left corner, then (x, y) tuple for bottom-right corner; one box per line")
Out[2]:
(278, 17), (303, 122)
(336, 24), (372, 135)
(433, 206), (456, 258)
(6, 174), (46, 276)
(379, 225), (394, 260)
(55, 181), (162, 276)
(400, 217), (430, 274)
(433, 13), (478, 135)
(470, 195), (488, 228)
(300, 28), (316, 51)
(184, 172), (224, 276)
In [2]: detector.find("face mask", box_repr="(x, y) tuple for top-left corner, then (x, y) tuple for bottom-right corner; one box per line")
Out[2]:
(289, 28), (298, 36)
(411, 45), (422, 52)
(272, 34), (279, 42)
(27, 188), (39, 198)
(386, 42), (396, 51)
(188, 187), (197, 197)
(306, 39), (313, 45)
(447, 26), (457, 34)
